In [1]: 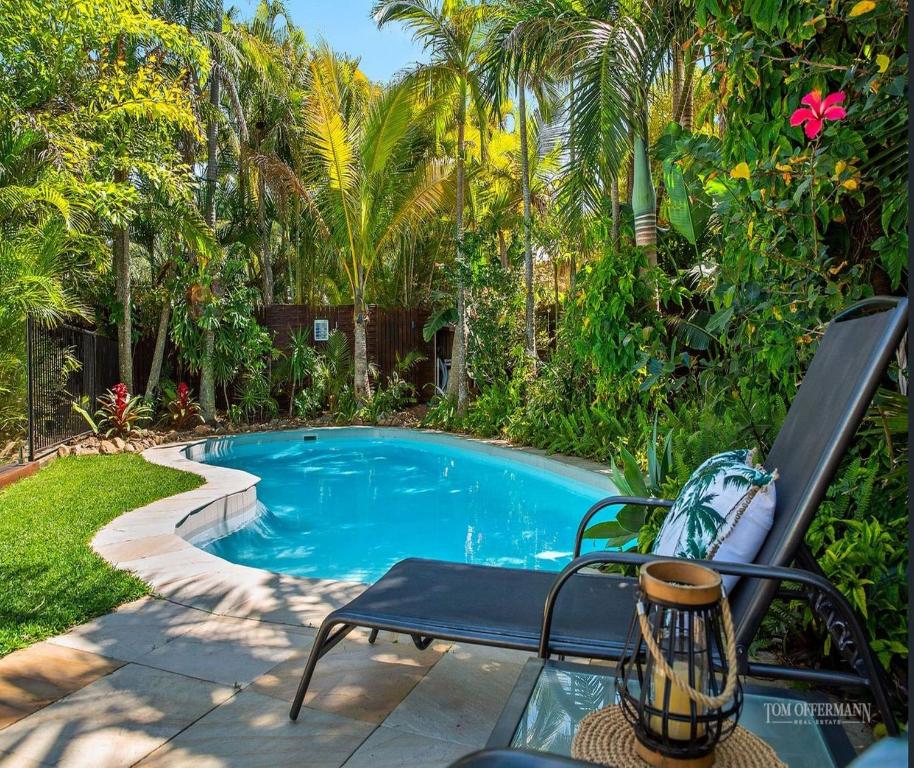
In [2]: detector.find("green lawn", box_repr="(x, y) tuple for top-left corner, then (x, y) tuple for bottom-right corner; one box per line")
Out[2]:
(0, 453), (203, 656)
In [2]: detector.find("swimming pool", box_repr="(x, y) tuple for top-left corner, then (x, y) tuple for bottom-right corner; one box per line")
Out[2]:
(191, 429), (619, 583)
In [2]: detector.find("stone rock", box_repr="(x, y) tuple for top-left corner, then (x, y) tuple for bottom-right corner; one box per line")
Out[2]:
(57, 444), (72, 458)
(74, 445), (99, 456)
(193, 424), (213, 435)
(124, 442), (138, 453)
(99, 440), (118, 455)
(112, 437), (126, 450)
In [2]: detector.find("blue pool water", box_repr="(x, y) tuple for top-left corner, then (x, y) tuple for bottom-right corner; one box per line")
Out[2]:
(196, 430), (618, 583)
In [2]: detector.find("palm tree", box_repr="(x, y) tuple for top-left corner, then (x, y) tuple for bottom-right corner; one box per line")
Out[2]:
(482, 5), (558, 358)
(495, 0), (691, 271)
(304, 47), (453, 401)
(374, 0), (491, 414)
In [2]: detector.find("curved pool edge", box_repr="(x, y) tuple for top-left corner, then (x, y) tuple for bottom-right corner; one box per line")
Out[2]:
(91, 440), (368, 628)
(91, 427), (616, 629)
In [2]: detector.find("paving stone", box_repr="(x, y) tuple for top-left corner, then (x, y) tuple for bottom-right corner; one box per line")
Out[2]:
(46, 598), (210, 663)
(0, 643), (122, 731)
(342, 726), (472, 768)
(0, 664), (234, 768)
(381, 645), (526, 747)
(136, 618), (311, 688)
(250, 631), (449, 724)
(94, 534), (191, 564)
(136, 690), (373, 768)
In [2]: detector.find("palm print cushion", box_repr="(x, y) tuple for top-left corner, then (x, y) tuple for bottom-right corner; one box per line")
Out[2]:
(652, 449), (777, 592)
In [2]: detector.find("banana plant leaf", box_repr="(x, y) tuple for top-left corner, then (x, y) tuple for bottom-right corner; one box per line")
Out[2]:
(663, 161), (711, 246)
(422, 306), (457, 342)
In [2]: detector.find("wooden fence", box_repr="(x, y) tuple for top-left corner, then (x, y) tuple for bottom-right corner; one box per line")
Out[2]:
(257, 305), (438, 401)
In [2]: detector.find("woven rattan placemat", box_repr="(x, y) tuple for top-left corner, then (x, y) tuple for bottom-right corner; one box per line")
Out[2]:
(571, 705), (786, 768)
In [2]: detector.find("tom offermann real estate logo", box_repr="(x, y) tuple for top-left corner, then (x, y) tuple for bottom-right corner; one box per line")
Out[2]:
(764, 701), (871, 725)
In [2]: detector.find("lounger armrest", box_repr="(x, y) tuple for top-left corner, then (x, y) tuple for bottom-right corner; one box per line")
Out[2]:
(539, 551), (868, 660)
(574, 496), (674, 557)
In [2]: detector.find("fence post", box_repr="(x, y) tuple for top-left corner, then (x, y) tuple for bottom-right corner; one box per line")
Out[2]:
(26, 316), (34, 462)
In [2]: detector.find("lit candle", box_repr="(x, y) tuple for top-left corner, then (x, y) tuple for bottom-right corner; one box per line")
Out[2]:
(650, 660), (705, 740)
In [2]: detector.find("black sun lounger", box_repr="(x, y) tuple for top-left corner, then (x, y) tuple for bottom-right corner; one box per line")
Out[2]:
(289, 297), (907, 734)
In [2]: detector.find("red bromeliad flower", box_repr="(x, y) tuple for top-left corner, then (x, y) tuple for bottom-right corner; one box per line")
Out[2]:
(790, 90), (847, 139)
(177, 382), (189, 408)
(112, 383), (129, 417)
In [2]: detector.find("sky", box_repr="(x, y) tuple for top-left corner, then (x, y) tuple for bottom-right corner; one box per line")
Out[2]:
(234, 0), (428, 82)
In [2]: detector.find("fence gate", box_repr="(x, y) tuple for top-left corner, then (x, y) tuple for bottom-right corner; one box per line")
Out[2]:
(26, 318), (118, 460)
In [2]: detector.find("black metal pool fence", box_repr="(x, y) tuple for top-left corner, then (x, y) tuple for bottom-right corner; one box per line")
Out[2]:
(26, 317), (118, 460)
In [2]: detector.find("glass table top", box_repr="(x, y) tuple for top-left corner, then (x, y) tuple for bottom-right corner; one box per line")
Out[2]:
(506, 661), (854, 768)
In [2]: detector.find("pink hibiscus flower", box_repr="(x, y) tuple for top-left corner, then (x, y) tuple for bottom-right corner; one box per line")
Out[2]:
(790, 90), (847, 139)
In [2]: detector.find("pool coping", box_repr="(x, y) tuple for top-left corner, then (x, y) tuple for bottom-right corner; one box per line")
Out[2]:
(91, 426), (617, 629)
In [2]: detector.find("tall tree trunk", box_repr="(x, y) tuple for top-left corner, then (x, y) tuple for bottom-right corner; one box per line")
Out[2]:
(199, 6), (221, 423)
(632, 134), (657, 267)
(672, 46), (683, 124)
(567, 76), (578, 285)
(258, 175), (274, 304)
(518, 78), (536, 359)
(625, 130), (635, 206)
(353, 291), (371, 402)
(680, 65), (694, 132)
(112, 168), (133, 391)
(610, 175), (620, 247)
(145, 301), (171, 399)
(552, 259), (559, 310)
(446, 93), (469, 413)
(673, 43), (695, 132)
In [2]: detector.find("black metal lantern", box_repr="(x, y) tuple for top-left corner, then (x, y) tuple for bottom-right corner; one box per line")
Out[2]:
(615, 561), (743, 768)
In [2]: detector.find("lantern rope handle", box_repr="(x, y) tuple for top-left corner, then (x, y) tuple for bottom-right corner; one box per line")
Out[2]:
(636, 595), (739, 710)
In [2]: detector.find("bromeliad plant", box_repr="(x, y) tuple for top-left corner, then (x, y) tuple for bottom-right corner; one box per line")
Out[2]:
(72, 383), (152, 438)
(162, 382), (203, 430)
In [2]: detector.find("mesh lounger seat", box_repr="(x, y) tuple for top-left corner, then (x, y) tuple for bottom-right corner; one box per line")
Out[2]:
(289, 297), (907, 734)
(313, 559), (638, 658)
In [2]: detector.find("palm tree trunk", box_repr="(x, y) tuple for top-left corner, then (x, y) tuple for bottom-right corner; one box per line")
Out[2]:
(353, 292), (371, 402)
(518, 78), (536, 359)
(145, 300), (171, 399)
(610, 175), (620, 247)
(258, 175), (274, 304)
(625, 127), (635, 206)
(112, 169), (133, 391)
(199, 5), (221, 423)
(632, 134), (657, 268)
(673, 43), (695, 132)
(447, 93), (469, 413)
(672, 45), (683, 124)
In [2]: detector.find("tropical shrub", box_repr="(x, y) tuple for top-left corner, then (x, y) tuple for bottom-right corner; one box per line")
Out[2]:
(279, 329), (319, 417)
(73, 383), (151, 438)
(162, 382), (203, 430)
(360, 351), (427, 423)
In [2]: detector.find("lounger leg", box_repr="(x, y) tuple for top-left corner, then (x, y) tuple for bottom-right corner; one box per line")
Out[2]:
(368, 629), (379, 644)
(289, 621), (356, 721)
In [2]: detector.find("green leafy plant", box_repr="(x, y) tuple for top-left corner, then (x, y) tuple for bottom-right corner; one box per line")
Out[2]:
(580, 416), (673, 550)
(360, 350), (427, 423)
(72, 383), (151, 438)
(161, 382), (203, 430)
(314, 329), (352, 413)
(280, 328), (319, 417)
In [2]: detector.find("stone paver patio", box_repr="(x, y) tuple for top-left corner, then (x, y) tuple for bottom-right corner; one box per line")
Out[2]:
(0, 595), (530, 767)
